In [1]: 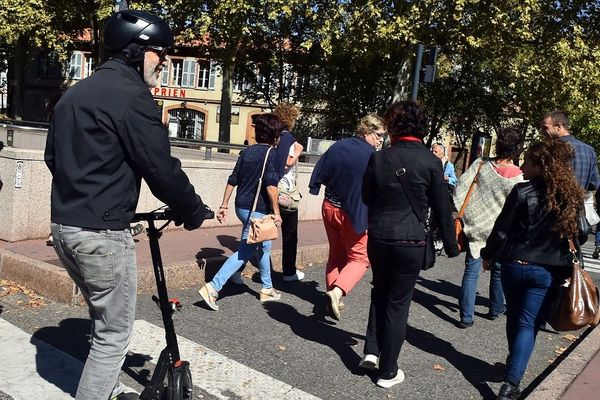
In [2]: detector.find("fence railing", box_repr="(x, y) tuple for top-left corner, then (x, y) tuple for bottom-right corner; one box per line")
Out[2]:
(0, 123), (320, 163)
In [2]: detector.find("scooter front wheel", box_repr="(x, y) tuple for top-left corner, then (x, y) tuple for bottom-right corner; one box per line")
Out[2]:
(165, 361), (193, 400)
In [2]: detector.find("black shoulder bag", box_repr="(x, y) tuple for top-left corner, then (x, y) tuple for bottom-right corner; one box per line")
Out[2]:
(386, 151), (436, 270)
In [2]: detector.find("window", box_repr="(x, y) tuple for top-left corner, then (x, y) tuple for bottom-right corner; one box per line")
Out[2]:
(37, 52), (63, 79)
(168, 108), (205, 140)
(197, 60), (216, 89)
(161, 60), (169, 86)
(84, 55), (94, 77)
(216, 106), (240, 125)
(171, 59), (183, 86)
(181, 59), (196, 88)
(68, 52), (83, 79)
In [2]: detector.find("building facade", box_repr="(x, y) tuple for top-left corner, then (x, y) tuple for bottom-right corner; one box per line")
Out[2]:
(22, 47), (266, 145)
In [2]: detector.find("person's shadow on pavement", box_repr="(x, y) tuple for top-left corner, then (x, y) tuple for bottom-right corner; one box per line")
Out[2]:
(263, 301), (367, 375)
(406, 324), (497, 399)
(415, 277), (491, 326)
(32, 318), (155, 393)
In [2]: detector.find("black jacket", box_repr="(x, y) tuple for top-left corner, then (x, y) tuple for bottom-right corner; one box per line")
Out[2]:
(481, 179), (582, 267)
(362, 141), (458, 256)
(45, 59), (206, 230)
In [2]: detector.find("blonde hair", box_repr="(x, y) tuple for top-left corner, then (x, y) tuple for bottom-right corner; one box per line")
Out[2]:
(356, 113), (384, 136)
(274, 102), (300, 130)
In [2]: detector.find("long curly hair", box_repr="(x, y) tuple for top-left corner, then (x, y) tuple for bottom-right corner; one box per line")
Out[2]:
(526, 139), (586, 238)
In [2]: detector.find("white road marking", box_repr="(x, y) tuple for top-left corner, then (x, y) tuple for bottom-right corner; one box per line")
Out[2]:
(130, 320), (320, 400)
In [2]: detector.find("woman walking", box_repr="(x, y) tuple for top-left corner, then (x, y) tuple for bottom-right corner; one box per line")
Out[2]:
(481, 139), (586, 399)
(453, 128), (523, 328)
(309, 113), (384, 320)
(360, 101), (459, 388)
(198, 114), (284, 310)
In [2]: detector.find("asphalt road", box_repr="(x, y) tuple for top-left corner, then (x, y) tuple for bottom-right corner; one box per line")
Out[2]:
(1, 251), (598, 400)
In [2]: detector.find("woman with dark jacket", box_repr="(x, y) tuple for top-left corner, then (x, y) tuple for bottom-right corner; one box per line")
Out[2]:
(359, 101), (459, 388)
(481, 139), (586, 400)
(198, 114), (284, 310)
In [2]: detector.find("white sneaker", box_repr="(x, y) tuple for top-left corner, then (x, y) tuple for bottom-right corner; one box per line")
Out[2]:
(230, 271), (244, 285)
(376, 370), (405, 388)
(282, 271), (305, 282)
(358, 354), (379, 370)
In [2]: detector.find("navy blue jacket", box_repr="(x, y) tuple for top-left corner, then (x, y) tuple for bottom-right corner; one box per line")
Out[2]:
(228, 144), (279, 214)
(309, 136), (374, 233)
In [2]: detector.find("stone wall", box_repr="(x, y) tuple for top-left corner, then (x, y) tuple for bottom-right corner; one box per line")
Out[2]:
(0, 146), (323, 242)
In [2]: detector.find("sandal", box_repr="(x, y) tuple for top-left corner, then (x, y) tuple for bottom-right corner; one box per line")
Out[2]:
(198, 284), (219, 310)
(259, 288), (282, 302)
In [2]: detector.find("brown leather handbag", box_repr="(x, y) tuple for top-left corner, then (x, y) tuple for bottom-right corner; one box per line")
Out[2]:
(455, 163), (484, 252)
(546, 239), (600, 331)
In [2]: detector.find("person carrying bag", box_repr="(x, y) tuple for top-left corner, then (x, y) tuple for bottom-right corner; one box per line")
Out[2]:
(247, 148), (279, 244)
(198, 114), (284, 311)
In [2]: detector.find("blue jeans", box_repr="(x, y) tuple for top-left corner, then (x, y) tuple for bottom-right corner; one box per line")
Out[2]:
(595, 223), (600, 246)
(459, 247), (505, 324)
(51, 223), (137, 400)
(501, 261), (553, 386)
(210, 207), (273, 292)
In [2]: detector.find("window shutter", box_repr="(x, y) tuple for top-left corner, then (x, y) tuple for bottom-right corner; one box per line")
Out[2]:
(208, 61), (216, 90)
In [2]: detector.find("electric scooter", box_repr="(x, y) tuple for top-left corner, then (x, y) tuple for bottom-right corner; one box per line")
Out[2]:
(132, 206), (214, 400)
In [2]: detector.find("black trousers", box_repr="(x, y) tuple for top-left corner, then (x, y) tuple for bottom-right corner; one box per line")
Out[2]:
(280, 209), (299, 276)
(363, 240), (423, 378)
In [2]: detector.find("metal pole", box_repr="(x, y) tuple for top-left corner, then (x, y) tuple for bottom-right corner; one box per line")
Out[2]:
(410, 44), (424, 102)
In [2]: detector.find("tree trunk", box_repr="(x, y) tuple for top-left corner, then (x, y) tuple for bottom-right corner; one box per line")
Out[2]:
(391, 45), (412, 103)
(218, 47), (235, 148)
(7, 37), (27, 120)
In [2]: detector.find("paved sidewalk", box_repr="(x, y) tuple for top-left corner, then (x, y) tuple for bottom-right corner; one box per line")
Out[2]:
(0, 220), (329, 302)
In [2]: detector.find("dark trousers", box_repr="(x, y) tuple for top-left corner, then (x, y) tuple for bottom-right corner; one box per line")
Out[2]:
(281, 209), (299, 276)
(363, 241), (423, 378)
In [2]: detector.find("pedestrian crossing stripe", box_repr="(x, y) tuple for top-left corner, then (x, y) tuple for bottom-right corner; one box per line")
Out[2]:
(580, 241), (600, 274)
(131, 320), (319, 400)
(0, 318), (319, 400)
(0, 318), (82, 399)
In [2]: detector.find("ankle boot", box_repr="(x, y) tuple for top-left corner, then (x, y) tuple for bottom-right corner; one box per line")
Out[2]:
(497, 382), (520, 400)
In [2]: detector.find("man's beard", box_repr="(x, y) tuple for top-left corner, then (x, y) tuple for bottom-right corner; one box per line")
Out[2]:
(143, 59), (161, 87)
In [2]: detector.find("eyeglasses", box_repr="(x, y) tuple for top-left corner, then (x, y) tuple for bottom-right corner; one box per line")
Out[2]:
(371, 130), (386, 140)
(146, 46), (168, 59)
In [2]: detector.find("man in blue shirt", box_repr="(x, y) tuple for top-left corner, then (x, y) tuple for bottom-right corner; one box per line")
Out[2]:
(541, 111), (600, 255)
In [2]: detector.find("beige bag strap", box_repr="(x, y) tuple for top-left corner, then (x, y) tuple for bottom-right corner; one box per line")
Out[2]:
(457, 161), (485, 219)
(251, 147), (272, 213)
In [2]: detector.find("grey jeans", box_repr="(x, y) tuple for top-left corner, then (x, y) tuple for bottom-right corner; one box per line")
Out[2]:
(51, 223), (137, 400)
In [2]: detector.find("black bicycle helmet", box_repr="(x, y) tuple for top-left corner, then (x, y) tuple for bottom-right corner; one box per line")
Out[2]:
(104, 10), (174, 52)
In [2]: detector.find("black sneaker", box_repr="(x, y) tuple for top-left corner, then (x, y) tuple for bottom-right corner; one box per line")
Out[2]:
(593, 246), (600, 259)
(458, 320), (474, 329)
(497, 382), (520, 400)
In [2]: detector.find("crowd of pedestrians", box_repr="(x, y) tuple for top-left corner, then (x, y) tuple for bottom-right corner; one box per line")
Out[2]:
(39, 8), (600, 400)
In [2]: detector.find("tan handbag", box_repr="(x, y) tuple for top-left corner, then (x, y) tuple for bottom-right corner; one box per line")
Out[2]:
(455, 162), (484, 252)
(546, 239), (600, 331)
(246, 147), (279, 244)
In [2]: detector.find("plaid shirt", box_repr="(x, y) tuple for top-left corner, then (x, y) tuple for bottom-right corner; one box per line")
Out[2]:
(560, 135), (600, 191)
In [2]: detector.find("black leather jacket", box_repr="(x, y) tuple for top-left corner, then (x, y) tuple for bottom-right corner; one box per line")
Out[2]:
(481, 178), (582, 267)
(45, 59), (207, 230)
(362, 141), (459, 256)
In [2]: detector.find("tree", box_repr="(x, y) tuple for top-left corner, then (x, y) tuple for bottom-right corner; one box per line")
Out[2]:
(0, 0), (113, 119)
